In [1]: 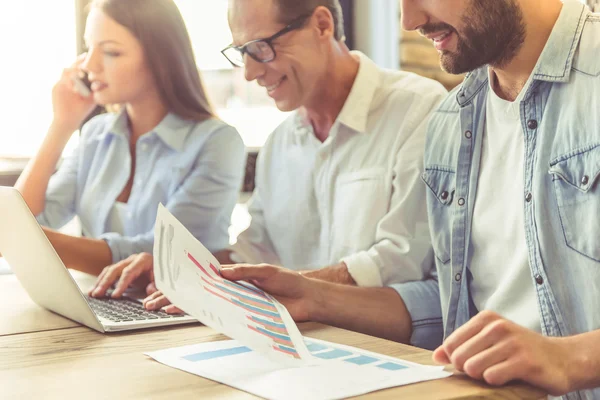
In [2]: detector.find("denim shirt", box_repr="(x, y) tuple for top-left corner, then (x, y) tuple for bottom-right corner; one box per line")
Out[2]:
(392, 3), (600, 397)
(37, 111), (246, 263)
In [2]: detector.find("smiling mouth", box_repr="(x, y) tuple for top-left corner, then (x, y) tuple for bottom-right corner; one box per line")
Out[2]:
(432, 31), (451, 43)
(266, 77), (286, 92)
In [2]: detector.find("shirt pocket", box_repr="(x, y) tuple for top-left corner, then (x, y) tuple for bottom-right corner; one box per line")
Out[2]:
(422, 167), (456, 264)
(549, 144), (600, 262)
(332, 168), (387, 250)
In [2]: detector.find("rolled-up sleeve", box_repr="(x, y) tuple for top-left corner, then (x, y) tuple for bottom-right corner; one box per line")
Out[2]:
(101, 125), (246, 263)
(99, 231), (154, 264)
(390, 276), (443, 350)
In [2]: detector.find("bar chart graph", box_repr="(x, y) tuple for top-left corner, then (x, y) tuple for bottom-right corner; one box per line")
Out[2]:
(179, 337), (411, 372)
(187, 251), (302, 360)
(306, 340), (408, 371)
(148, 337), (452, 400)
(183, 346), (252, 362)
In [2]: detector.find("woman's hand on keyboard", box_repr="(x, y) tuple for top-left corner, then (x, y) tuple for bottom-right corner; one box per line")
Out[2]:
(143, 291), (183, 314)
(89, 253), (155, 298)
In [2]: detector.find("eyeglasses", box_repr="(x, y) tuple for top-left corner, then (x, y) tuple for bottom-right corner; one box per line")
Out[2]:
(221, 14), (312, 67)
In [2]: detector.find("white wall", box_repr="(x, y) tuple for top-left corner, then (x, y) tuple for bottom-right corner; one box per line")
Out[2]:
(353, 0), (399, 69)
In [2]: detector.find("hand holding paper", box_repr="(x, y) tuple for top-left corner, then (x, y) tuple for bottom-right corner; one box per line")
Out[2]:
(149, 205), (451, 399)
(153, 204), (314, 364)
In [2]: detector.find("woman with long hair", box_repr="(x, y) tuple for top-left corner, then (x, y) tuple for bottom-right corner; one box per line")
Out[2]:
(15, 0), (245, 278)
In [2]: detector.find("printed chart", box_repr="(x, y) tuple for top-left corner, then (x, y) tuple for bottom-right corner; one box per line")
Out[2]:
(147, 338), (451, 400)
(153, 204), (312, 364)
(188, 251), (303, 360)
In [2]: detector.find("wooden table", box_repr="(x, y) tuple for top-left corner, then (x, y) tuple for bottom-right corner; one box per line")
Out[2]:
(0, 274), (80, 336)
(0, 275), (546, 399)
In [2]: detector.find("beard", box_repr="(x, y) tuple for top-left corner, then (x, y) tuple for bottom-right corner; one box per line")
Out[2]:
(419, 0), (527, 74)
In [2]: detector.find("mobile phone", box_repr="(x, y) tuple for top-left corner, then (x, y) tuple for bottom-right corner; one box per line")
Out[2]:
(72, 71), (92, 97)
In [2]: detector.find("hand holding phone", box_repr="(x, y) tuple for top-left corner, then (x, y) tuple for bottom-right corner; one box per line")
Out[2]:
(71, 72), (92, 97)
(52, 66), (96, 133)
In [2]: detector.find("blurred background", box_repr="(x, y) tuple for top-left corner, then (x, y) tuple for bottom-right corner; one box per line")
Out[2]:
(0, 0), (596, 274)
(0, 0), (596, 184)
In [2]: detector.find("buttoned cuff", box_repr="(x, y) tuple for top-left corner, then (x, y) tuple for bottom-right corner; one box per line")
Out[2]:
(341, 251), (383, 287)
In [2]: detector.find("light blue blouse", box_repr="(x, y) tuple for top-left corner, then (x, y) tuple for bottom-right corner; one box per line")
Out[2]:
(37, 111), (246, 263)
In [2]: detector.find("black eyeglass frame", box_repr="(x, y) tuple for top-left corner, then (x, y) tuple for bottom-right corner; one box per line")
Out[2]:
(221, 13), (313, 67)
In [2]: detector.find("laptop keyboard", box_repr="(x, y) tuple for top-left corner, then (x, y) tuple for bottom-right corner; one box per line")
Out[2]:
(87, 295), (186, 322)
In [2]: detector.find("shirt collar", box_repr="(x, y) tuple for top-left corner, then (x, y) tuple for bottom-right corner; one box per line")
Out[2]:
(532, 0), (588, 82)
(293, 51), (382, 135)
(103, 110), (197, 152)
(105, 109), (129, 138)
(336, 51), (382, 133)
(152, 113), (197, 152)
(456, 0), (588, 106)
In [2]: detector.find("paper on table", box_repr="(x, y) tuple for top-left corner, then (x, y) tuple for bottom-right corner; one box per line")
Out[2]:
(153, 204), (314, 365)
(146, 338), (452, 400)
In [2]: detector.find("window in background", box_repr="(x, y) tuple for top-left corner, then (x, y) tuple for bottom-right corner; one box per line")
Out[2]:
(0, 2), (79, 158)
(175, 0), (289, 150)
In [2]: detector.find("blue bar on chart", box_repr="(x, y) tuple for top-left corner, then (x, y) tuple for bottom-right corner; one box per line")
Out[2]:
(345, 355), (379, 366)
(377, 362), (407, 371)
(215, 284), (275, 309)
(305, 340), (411, 371)
(250, 316), (287, 330)
(314, 348), (354, 360)
(183, 346), (252, 362)
(306, 342), (329, 353)
(254, 326), (292, 343)
(231, 299), (281, 319)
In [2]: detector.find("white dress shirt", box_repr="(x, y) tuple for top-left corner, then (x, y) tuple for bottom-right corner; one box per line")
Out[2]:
(231, 52), (447, 286)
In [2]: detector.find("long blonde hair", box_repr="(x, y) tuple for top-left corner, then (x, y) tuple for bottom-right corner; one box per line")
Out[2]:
(91, 0), (215, 121)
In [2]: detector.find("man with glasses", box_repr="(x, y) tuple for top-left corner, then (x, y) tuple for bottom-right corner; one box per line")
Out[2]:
(217, 0), (446, 286)
(89, 0), (446, 306)
(221, 13), (311, 68)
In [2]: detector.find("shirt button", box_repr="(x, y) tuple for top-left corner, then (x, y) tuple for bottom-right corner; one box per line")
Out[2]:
(440, 191), (449, 201)
(535, 274), (544, 285)
(465, 130), (472, 139)
(525, 192), (533, 202)
(455, 273), (462, 282)
(527, 120), (538, 130)
(458, 198), (465, 206)
(582, 175), (590, 186)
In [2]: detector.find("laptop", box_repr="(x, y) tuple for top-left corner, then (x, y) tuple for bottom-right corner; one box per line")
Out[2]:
(0, 186), (197, 332)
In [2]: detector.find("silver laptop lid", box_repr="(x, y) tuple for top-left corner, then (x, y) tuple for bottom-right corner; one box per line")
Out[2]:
(0, 187), (104, 332)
